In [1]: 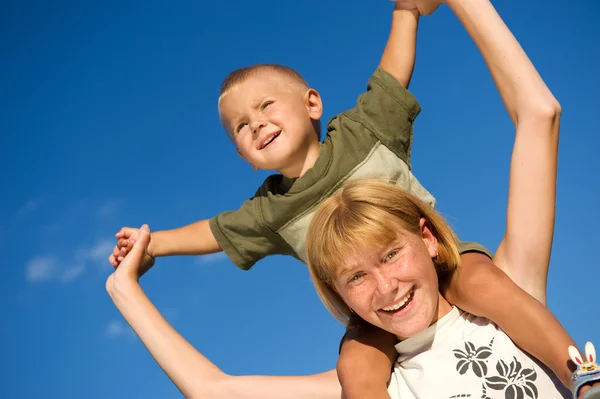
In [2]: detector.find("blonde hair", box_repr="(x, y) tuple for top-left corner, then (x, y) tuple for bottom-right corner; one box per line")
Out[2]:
(306, 179), (461, 324)
(218, 64), (308, 104)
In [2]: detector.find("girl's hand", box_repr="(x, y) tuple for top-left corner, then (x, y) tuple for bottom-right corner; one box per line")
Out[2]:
(106, 224), (154, 296)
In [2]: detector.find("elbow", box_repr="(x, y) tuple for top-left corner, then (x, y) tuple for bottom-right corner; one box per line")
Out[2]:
(518, 100), (562, 126)
(515, 100), (562, 141)
(186, 375), (232, 399)
(534, 100), (562, 121)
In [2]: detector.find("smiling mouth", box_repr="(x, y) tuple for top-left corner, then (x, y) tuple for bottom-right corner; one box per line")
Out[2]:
(259, 132), (281, 149)
(380, 286), (415, 313)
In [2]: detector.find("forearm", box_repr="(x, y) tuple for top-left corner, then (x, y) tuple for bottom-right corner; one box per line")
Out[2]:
(445, 0), (559, 122)
(150, 219), (221, 257)
(108, 279), (341, 399)
(225, 371), (342, 399)
(444, 255), (575, 386)
(379, 6), (419, 88)
(109, 279), (226, 398)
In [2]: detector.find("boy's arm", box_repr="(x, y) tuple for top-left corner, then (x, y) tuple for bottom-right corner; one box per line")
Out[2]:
(111, 219), (222, 267)
(149, 219), (221, 257)
(443, 253), (575, 386)
(379, 4), (420, 88)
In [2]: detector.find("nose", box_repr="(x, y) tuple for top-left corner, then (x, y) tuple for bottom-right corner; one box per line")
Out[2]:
(250, 118), (267, 136)
(373, 268), (397, 297)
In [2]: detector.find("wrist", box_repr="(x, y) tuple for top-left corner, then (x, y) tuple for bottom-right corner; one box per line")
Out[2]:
(107, 274), (142, 303)
(393, 3), (420, 17)
(147, 232), (158, 258)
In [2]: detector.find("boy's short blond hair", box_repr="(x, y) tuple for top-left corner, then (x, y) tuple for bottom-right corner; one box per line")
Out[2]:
(218, 64), (309, 104)
(306, 179), (461, 324)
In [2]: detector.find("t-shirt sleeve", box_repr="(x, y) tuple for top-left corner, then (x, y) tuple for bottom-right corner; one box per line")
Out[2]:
(457, 241), (493, 259)
(345, 67), (421, 164)
(209, 197), (295, 270)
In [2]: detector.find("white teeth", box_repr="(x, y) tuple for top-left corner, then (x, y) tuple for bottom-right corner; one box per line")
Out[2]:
(382, 289), (414, 312)
(261, 133), (279, 149)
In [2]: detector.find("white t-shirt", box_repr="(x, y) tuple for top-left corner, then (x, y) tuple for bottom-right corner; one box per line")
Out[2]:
(387, 307), (569, 399)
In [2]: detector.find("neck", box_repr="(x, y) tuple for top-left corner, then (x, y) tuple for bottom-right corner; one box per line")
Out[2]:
(278, 140), (321, 178)
(433, 292), (453, 323)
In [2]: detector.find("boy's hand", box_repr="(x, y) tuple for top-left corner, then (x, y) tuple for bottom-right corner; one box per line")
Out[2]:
(400, 0), (443, 16)
(108, 226), (155, 275)
(106, 224), (153, 293)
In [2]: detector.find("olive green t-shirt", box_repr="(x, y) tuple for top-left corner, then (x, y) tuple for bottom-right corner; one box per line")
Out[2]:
(210, 68), (490, 270)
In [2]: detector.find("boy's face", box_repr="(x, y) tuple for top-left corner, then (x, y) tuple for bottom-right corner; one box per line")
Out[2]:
(218, 73), (322, 175)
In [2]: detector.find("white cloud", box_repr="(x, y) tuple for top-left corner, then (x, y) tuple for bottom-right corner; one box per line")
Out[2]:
(88, 239), (115, 263)
(60, 265), (85, 283)
(16, 199), (40, 219)
(194, 252), (227, 264)
(26, 256), (57, 283)
(25, 238), (116, 285)
(106, 320), (135, 338)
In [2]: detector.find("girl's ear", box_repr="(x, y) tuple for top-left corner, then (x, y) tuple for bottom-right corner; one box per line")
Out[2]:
(419, 218), (438, 258)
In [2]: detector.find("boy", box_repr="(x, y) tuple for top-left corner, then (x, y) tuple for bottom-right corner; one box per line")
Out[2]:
(110, 1), (579, 397)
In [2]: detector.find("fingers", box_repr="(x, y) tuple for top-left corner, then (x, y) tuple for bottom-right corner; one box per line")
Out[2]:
(115, 227), (137, 239)
(109, 244), (122, 267)
(123, 225), (151, 263)
(110, 225), (150, 267)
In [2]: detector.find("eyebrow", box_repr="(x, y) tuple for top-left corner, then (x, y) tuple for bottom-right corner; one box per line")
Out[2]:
(337, 261), (360, 281)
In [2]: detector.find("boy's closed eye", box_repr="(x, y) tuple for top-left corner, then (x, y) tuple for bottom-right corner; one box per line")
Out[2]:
(236, 122), (248, 134)
(260, 101), (273, 110)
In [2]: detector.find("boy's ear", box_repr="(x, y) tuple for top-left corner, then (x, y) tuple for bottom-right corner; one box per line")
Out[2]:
(305, 88), (323, 121)
(236, 150), (259, 171)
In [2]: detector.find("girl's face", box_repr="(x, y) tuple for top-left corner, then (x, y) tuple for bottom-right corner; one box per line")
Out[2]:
(332, 219), (452, 340)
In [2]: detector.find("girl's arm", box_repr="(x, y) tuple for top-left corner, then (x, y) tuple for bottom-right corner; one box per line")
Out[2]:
(107, 226), (341, 399)
(445, 0), (560, 305)
(440, 0), (572, 386)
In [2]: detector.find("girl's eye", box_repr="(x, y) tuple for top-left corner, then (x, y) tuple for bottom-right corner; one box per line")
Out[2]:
(261, 101), (273, 110)
(384, 251), (397, 262)
(348, 273), (365, 285)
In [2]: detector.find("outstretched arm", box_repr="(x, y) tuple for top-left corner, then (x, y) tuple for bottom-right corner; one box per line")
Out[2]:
(445, 0), (560, 301)
(109, 219), (222, 268)
(107, 226), (341, 399)
(379, 3), (420, 88)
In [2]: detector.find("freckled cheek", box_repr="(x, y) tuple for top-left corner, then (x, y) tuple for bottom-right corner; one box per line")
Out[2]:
(345, 286), (375, 315)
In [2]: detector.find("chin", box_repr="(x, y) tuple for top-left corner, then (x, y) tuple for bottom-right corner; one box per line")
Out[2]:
(391, 302), (437, 339)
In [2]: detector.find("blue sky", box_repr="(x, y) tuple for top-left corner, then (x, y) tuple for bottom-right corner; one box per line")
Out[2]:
(2, 0), (599, 397)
